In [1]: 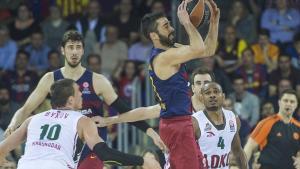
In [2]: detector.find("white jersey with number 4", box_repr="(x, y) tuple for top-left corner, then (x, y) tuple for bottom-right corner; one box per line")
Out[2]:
(192, 109), (237, 169)
(18, 109), (84, 169)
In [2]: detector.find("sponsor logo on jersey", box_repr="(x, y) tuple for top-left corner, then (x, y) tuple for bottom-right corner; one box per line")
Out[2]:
(293, 132), (299, 140)
(204, 123), (212, 131)
(229, 120), (235, 132)
(276, 132), (282, 137)
(82, 82), (91, 94)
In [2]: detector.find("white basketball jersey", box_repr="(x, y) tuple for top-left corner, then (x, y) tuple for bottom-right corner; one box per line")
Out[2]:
(18, 109), (84, 169)
(192, 109), (237, 169)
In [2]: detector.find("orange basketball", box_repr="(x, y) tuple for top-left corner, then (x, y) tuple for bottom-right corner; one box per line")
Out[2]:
(189, 0), (212, 27)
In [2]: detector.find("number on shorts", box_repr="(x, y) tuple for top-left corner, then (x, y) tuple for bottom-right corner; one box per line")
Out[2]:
(40, 124), (61, 140)
(217, 137), (225, 149)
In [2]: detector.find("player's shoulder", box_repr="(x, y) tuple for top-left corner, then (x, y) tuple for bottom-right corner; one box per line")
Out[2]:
(41, 72), (54, 81)
(192, 110), (204, 118)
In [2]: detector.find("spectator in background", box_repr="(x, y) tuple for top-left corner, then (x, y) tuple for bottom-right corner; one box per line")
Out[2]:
(222, 97), (251, 146)
(41, 5), (70, 50)
(261, 0), (300, 45)
(201, 56), (233, 95)
(0, 25), (17, 71)
(46, 50), (62, 72)
(2, 50), (39, 105)
(228, 1), (257, 43)
(286, 33), (300, 69)
(128, 34), (152, 62)
(109, 0), (139, 44)
(252, 29), (279, 73)
(112, 60), (138, 104)
(55, 0), (89, 21)
(229, 75), (260, 128)
(8, 4), (39, 47)
(236, 48), (268, 98)
(76, 0), (106, 56)
(216, 25), (247, 78)
(151, 0), (166, 14)
(269, 78), (293, 112)
(0, 85), (19, 130)
(25, 30), (51, 74)
(94, 25), (128, 77)
(87, 53), (102, 74)
(260, 101), (275, 120)
(268, 54), (300, 97)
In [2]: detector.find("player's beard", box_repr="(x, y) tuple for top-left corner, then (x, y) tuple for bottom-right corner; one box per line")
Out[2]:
(65, 58), (82, 68)
(157, 31), (175, 47)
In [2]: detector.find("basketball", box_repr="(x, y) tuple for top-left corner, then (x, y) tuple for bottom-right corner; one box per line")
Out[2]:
(189, 0), (212, 27)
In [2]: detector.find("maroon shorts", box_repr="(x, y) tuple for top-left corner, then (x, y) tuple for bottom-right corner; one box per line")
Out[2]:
(77, 153), (104, 169)
(160, 115), (206, 169)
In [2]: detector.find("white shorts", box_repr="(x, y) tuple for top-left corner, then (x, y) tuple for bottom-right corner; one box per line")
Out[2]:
(17, 159), (74, 169)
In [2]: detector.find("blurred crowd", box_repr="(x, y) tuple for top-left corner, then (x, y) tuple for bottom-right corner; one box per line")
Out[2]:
(0, 0), (299, 168)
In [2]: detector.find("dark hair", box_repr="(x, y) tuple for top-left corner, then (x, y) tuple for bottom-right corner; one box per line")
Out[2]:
(258, 28), (270, 37)
(278, 53), (291, 61)
(242, 47), (254, 56)
(47, 50), (60, 59)
(293, 32), (300, 42)
(87, 54), (102, 64)
(279, 89), (298, 100)
(50, 79), (75, 108)
(191, 67), (215, 84)
(61, 30), (84, 48)
(141, 12), (165, 40)
(16, 49), (30, 60)
(232, 74), (244, 83)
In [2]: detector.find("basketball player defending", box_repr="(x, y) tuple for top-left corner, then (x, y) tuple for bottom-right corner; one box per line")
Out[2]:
(139, 0), (220, 168)
(192, 82), (248, 169)
(0, 79), (161, 169)
(4, 30), (165, 169)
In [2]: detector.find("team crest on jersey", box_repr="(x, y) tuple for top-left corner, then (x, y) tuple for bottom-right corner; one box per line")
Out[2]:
(206, 131), (215, 137)
(229, 120), (235, 132)
(204, 123), (212, 131)
(82, 82), (91, 94)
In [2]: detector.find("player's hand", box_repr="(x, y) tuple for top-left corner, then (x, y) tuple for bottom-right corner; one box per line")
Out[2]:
(293, 151), (300, 169)
(142, 152), (162, 169)
(91, 116), (110, 127)
(146, 128), (168, 152)
(4, 124), (17, 138)
(177, 0), (191, 26)
(207, 0), (220, 24)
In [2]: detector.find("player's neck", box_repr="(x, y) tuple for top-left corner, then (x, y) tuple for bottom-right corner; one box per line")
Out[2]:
(62, 64), (85, 79)
(278, 112), (292, 124)
(205, 109), (223, 123)
(153, 42), (171, 50)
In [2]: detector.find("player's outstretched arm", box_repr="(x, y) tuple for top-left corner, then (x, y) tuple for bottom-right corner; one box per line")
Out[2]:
(0, 118), (31, 164)
(92, 104), (160, 127)
(78, 117), (162, 169)
(93, 73), (167, 151)
(202, 0), (220, 57)
(231, 117), (249, 169)
(5, 73), (53, 137)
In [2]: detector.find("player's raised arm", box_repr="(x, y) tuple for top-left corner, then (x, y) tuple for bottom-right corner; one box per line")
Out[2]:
(5, 72), (53, 137)
(231, 117), (248, 169)
(202, 0), (220, 57)
(78, 116), (161, 169)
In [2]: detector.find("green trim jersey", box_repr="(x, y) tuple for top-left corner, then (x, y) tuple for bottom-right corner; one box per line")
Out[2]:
(192, 109), (237, 169)
(18, 109), (84, 169)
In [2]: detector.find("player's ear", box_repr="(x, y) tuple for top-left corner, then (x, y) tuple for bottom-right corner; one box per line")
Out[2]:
(67, 96), (74, 105)
(149, 32), (158, 41)
(61, 46), (65, 55)
(191, 84), (195, 93)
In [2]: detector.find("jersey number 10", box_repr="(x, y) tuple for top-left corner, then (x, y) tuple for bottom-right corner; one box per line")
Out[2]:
(40, 124), (62, 140)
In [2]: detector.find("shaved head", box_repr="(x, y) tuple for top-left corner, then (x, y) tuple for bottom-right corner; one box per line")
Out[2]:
(201, 82), (223, 94)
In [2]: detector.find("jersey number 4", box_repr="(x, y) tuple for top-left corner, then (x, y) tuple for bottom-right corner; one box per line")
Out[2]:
(217, 137), (225, 149)
(40, 124), (61, 140)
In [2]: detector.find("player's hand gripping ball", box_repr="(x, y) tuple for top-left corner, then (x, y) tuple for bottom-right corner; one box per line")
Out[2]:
(189, 0), (212, 27)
